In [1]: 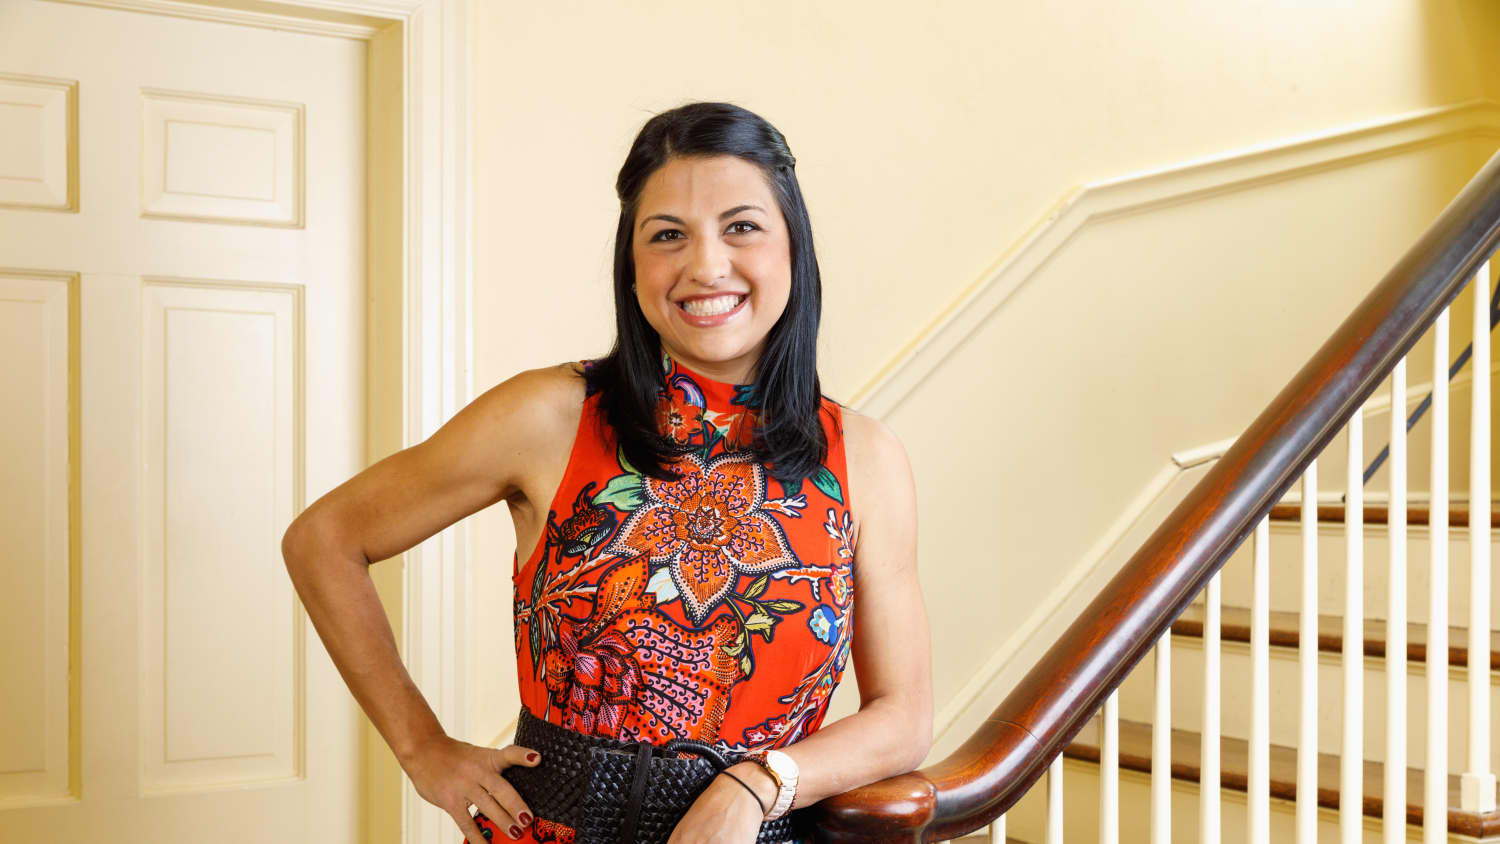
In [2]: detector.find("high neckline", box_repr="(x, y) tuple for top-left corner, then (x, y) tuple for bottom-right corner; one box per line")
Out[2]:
(659, 347), (757, 412)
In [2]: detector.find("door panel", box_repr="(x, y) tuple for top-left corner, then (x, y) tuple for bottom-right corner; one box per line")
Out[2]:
(0, 2), (366, 840)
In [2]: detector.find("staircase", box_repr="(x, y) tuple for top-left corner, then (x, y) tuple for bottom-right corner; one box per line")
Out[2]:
(799, 147), (1500, 841)
(980, 502), (1500, 843)
(1042, 504), (1500, 842)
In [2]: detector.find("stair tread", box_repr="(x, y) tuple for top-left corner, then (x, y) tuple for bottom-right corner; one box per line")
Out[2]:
(1268, 502), (1500, 528)
(1171, 604), (1500, 671)
(1064, 716), (1500, 836)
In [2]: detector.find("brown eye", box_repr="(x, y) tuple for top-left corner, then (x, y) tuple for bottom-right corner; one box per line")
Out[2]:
(728, 221), (760, 234)
(650, 229), (683, 242)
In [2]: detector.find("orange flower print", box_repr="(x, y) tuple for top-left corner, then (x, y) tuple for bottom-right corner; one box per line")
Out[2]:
(656, 390), (704, 445)
(603, 450), (801, 625)
(715, 407), (760, 451)
(538, 555), (741, 743)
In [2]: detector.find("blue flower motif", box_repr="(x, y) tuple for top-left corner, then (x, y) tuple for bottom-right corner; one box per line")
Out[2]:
(808, 604), (838, 644)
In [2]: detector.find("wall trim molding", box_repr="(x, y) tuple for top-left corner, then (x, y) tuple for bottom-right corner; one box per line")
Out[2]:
(1171, 359), (1500, 470)
(50, 0), (404, 38)
(850, 99), (1500, 419)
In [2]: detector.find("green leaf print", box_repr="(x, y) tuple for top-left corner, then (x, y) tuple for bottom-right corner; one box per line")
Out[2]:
(739, 652), (754, 678)
(780, 476), (803, 498)
(592, 472), (644, 511)
(810, 465), (844, 505)
(761, 598), (805, 614)
(743, 608), (778, 642)
(743, 574), (770, 600)
(616, 444), (639, 476)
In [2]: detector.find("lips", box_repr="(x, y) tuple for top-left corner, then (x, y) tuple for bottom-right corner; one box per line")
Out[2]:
(675, 292), (748, 327)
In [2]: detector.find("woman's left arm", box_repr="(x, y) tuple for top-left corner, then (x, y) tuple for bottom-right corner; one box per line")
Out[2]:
(670, 412), (933, 842)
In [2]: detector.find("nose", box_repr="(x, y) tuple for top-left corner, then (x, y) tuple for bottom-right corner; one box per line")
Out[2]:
(686, 234), (731, 287)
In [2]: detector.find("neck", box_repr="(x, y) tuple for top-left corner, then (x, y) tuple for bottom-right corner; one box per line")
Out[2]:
(660, 344), (759, 387)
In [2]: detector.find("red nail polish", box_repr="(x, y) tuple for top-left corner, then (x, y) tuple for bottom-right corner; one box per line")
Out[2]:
(518, 812), (532, 825)
(526, 751), (538, 762)
(509, 825), (522, 839)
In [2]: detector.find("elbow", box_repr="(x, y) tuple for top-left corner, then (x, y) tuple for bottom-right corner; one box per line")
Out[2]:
(281, 510), (332, 570)
(282, 510), (368, 572)
(906, 728), (933, 772)
(907, 694), (934, 770)
(281, 515), (310, 570)
(892, 701), (933, 773)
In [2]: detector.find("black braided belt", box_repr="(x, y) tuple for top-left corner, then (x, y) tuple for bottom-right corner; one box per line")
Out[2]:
(499, 705), (806, 843)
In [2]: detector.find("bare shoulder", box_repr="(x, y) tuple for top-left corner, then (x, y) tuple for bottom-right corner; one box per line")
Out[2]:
(284, 359), (590, 565)
(833, 403), (915, 562)
(467, 360), (589, 503)
(838, 403), (913, 496)
(481, 359), (588, 426)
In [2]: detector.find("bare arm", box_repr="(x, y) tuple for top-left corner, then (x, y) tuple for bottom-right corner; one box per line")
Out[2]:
(720, 409), (934, 814)
(280, 363), (579, 839)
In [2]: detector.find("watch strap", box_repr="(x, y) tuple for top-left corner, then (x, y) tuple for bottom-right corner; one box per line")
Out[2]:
(748, 749), (798, 820)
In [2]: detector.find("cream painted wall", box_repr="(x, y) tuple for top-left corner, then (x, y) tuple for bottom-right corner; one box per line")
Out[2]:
(469, 0), (1500, 768)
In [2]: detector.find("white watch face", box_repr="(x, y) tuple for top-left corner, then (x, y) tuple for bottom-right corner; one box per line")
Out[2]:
(765, 749), (798, 784)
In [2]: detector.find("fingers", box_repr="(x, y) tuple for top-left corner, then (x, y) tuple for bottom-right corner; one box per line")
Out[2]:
(497, 743), (542, 770)
(470, 788), (523, 840)
(482, 745), (542, 838)
(446, 742), (544, 843)
(452, 802), (492, 844)
(479, 770), (533, 833)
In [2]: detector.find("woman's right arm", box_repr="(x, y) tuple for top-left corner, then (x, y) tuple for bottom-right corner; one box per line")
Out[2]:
(280, 363), (579, 842)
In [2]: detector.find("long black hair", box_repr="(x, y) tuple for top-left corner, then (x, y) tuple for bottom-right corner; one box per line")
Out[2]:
(583, 101), (835, 485)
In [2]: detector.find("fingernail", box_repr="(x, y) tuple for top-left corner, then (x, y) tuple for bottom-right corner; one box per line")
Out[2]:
(518, 811), (532, 825)
(508, 825), (522, 839)
(526, 751), (538, 762)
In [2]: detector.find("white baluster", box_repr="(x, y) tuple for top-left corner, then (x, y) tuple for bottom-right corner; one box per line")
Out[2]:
(1250, 516), (1271, 844)
(1047, 754), (1064, 844)
(1386, 358), (1408, 844)
(990, 813), (1006, 843)
(1426, 308), (1450, 844)
(1343, 409), (1364, 844)
(1463, 260), (1496, 812)
(1152, 632), (1171, 844)
(1201, 571), (1222, 844)
(1101, 689), (1119, 844)
(1298, 462), (1319, 844)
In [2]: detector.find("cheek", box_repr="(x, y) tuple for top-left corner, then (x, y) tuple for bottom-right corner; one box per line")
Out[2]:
(632, 253), (674, 293)
(746, 247), (791, 297)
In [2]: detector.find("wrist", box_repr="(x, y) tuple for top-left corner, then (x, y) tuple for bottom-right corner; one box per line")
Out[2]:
(728, 761), (778, 813)
(393, 724), (447, 766)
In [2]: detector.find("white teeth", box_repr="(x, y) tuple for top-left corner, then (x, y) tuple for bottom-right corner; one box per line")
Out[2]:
(680, 294), (745, 317)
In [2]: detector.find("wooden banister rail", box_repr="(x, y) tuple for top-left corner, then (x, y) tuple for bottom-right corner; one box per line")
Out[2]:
(807, 145), (1500, 842)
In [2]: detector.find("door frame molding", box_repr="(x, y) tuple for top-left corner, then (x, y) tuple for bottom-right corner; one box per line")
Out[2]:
(49, 2), (477, 842)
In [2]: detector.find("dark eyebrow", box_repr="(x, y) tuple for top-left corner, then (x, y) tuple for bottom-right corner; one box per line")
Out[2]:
(638, 204), (767, 231)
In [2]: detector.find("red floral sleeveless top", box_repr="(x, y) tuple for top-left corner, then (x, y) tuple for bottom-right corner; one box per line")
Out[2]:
(475, 349), (854, 843)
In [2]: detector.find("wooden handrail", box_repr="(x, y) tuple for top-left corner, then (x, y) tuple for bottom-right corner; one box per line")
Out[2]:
(807, 145), (1500, 842)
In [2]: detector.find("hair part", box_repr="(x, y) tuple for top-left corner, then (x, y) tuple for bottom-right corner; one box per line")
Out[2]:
(583, 101), (835, 484)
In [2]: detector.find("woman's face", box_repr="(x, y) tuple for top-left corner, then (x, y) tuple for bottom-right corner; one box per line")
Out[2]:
(631, 154), (792, 385)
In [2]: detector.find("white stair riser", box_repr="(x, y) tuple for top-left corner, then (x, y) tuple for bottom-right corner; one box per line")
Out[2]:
(1114, 637), (1500, 768)
(1001, 758), (1461, 843)
(1208, 522), (1500, 625)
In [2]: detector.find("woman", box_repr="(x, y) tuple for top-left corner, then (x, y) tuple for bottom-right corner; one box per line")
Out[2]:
(282, 101), (932, 844)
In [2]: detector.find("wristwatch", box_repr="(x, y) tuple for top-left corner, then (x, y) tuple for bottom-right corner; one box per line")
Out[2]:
(743, 748), (798, 820)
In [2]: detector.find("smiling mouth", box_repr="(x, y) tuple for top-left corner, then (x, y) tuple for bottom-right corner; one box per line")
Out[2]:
(677, 293), (748, 318)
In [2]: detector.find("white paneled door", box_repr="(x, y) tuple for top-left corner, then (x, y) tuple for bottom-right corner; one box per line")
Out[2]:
(0, 1), (368, 841)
